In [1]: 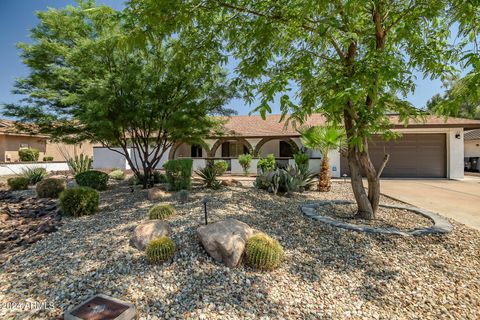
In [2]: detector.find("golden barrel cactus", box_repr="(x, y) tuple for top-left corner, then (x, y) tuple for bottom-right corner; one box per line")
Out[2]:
(245, 233), (284, 270)
(148, 204), (176, 220)
(145, 236), (176, 264)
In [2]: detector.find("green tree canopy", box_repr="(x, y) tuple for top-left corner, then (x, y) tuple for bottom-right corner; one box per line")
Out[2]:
(3, 1), (235, 187)
(130, 0), (460, 217)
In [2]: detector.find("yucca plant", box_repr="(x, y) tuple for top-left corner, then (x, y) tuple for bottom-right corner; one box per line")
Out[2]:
(300, 126), (345, 192)
(21, 166), (47, 184)
(195, 163), (221, 188)
(67, 153), (92, 175)
(145, 236), (176, 263)
(245, 233), (284, 270)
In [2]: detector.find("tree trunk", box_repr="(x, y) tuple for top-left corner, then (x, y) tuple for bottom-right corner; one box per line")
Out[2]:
(347, 146), (375, 219)
(318, 155), (331, 192)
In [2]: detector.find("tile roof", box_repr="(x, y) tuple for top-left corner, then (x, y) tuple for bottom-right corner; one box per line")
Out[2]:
(0, 119), (44, 136)
(465, 129), (480, 140)
(217, 114), (480, 137)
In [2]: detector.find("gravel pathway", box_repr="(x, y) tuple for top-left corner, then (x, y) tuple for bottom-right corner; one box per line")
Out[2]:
(0, 181), (479, 319)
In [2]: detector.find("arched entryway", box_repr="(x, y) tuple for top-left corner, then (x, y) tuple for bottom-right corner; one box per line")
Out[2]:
(253, 137), (299, 157)
(168, 142), (210, 160)
(208, 137), (254, 158)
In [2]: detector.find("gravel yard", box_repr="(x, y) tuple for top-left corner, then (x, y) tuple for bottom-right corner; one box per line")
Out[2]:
(1, 181), (479, 319)
(314, 202), (433, 230)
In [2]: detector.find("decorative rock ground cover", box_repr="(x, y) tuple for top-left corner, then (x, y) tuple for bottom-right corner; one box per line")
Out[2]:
(0, 182), (479, 319)
(0, 190), (62, 263)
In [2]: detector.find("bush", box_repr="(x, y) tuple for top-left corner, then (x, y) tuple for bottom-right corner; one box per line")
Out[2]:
(7, 177), (29, 191)
(257, 154), (276, 173)
(36, 178), (65, 198)
(75, 170), (109, 190)
(131, 171), (167, 185)
(67, 154), (92, 175)
(18, 148), (39, 161)
(214, 160), (228, 175)
(245, 233), (284, 270)
(293, 152), (309, 170)
(153, 171), (167, 183)
(109, 169), (125, 180)
(43, 156), (54, 161)
(164, 159), (193, 191)
(238, 154), (253, 175)
(21, 167), (47, 184)
(59, 187), (99, 217)
(148, 204), (176, 220)
(145, 236), (175, 264)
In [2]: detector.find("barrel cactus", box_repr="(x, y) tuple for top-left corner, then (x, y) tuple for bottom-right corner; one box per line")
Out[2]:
(145, 236), (175, 263)
(245, 233), (284, 270)
(148, 204), (176, 220)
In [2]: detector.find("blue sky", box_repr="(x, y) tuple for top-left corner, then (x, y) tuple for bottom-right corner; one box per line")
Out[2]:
(0, 0), (447, 116)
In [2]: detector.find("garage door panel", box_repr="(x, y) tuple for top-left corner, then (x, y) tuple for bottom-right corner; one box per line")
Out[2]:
(340, 133), (446, 178)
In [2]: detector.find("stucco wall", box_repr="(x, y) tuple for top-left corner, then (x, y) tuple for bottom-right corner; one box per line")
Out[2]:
(0, 134), (94, 162)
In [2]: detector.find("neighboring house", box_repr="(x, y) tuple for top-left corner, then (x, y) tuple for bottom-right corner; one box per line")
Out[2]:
(94, 114), (480, 179)
(464, 129), (480, 171)
(0, 119), (93, 162)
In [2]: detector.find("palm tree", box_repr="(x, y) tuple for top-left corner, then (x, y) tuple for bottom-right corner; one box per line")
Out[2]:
(300, 126), (345, 192)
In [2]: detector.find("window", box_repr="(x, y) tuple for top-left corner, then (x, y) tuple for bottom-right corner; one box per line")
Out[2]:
(19, 143), (29, 149)
(191, 145), (203, 158)
(279, 141), (294, 157)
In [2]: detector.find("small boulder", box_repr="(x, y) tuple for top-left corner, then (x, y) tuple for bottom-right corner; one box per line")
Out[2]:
(197, 219), (254, 268)
(130, 220), (171, 251)
(147, 188), (170, 201)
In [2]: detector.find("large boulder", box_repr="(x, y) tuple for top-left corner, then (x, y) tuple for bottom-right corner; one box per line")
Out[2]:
(197, 219), (254, 268)
(130, 220), (171, 251)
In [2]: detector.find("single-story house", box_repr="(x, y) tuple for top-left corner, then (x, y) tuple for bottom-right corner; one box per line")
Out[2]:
(0, 119), (93, 162)
(93, 114), (480, 179)
(464, 129), (480, 171)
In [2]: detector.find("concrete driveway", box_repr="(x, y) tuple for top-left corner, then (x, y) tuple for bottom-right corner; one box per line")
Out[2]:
(380, 177), (480, 230)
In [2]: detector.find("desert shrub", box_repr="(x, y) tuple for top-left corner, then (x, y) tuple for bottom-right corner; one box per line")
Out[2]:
(7, 176), (29, 190)
(36, 178), (65, 198)
(238, 154), (253, 175)
(293, 152), (309, 171)
(153, 171), (167, 183)
(67, 154), (92, 174)
(196, 163), (223, 188)
(109, 169), (125, 180)
(43, 156), (54, 161)
(245, 233), (284, 270)
(257, 154), (276, 173)
(131, 170), (167, 186)
(254, 165), (315, 195)
(59, 187), (99, 217)
(214, 160), (228, 175)
(148, 204), (176, 220)
(164, 159), (193, 191)
(176, 189), (189, 203)
(21, 167), (47, 184)
(145, 236), (175, 264)
(75, 170), (109, 190)
(18, 148), (39, 161)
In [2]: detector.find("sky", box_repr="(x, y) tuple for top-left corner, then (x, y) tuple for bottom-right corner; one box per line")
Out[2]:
(0, 0), (448, 117)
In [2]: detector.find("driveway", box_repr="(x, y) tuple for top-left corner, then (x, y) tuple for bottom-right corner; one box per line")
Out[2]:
(380, 178), (480, 230)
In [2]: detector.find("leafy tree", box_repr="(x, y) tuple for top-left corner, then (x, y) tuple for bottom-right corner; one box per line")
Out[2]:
(428, 1), (480, 119)
(3, 2), (234, 188)
(300, 126), (345, 192)
(131, 0), (457, 218)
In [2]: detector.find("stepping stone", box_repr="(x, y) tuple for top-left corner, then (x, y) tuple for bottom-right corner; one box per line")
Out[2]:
(64, 294), (136, 320)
